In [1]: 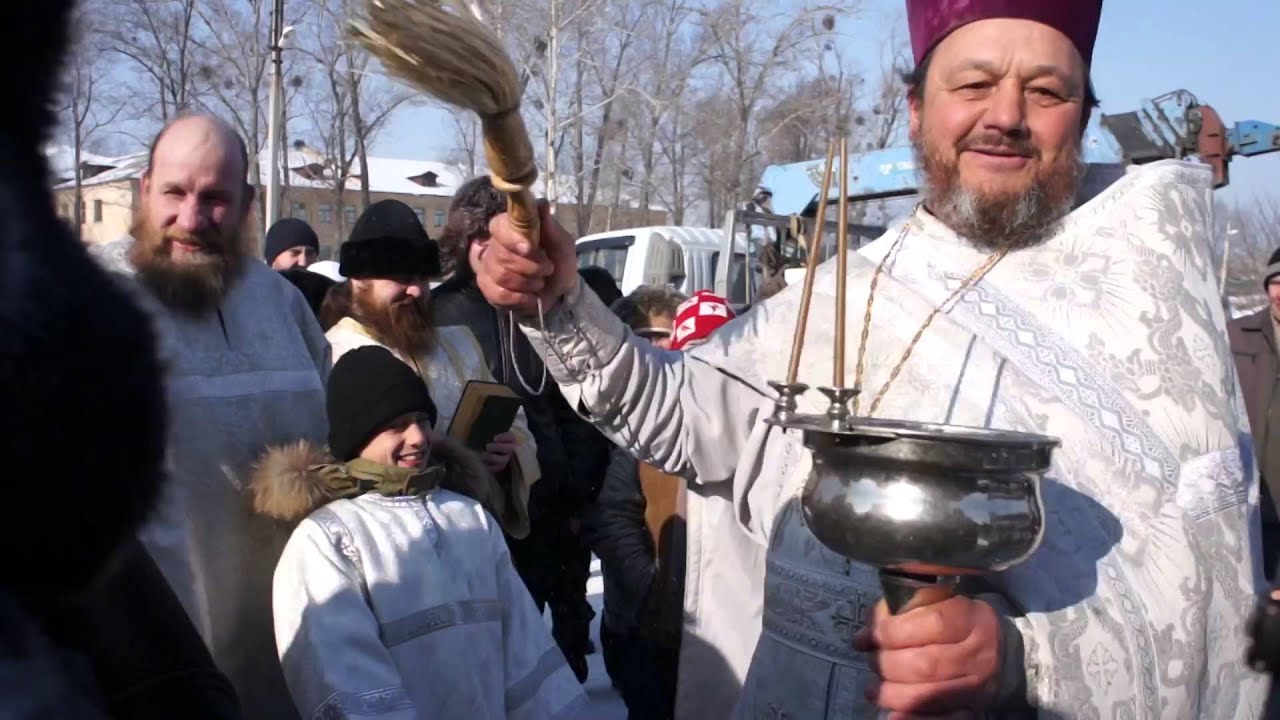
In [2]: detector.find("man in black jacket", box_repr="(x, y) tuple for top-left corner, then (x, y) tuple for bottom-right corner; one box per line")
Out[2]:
(432, 177), (611, 682)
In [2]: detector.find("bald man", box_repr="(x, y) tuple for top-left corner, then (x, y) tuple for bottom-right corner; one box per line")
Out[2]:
(91, 114), (329, 719)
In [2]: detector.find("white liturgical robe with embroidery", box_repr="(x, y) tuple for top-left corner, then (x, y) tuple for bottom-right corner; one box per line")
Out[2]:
(521, 160), (1268, 718)
(272, 490), (587, 719)
(90, 238), (330, 719)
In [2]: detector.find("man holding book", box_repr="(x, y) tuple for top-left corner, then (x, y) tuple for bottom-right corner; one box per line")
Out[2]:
(433, 177), (613, 682)
(324, 199), (541, 539)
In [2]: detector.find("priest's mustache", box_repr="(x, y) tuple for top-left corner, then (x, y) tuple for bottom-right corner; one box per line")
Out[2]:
(957, 134), (1036, 158)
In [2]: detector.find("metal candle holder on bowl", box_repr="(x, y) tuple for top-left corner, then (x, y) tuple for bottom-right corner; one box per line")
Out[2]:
(767, 138), (1059, 615)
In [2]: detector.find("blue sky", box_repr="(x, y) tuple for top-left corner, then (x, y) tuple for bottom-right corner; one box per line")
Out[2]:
(373, 0), (1280, 205)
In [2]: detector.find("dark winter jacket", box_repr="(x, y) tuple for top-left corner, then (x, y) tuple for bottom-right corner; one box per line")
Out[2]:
(1229, 308), (1280, 524)
(582, 446), (684, 646)
(583, 446), (655, 634)
(37, 539), (241, 720)
(431, 278), (611, 520)
(4, 2), (238, 717)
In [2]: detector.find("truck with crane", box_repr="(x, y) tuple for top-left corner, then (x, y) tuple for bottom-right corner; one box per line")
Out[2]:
(704, 89), (1280, 306)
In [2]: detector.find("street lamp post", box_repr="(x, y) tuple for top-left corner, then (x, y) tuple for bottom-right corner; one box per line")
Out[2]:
(264, 0), (286, 237)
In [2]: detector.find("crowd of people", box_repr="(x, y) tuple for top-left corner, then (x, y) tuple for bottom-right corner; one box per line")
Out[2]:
(4, 0), (1278, 719)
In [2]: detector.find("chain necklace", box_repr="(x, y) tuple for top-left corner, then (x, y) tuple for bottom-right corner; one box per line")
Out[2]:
(850, 215), (1010, 417)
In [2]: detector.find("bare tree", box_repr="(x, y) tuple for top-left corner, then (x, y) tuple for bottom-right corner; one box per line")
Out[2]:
(854, 35), (909, 152)
(59, 2), (130, 230)
(564, 0), (645, 235)
(295, 0), (411, 243)
(628, 0), (708, 220)
(656, 90), (698, 224)
(695, 0), (846, 213)
(192, 0), (310, 198)
(101, 0), (206, 126)
(754, 73), (856, 166)
(1221, 197), (1280, 314)
(510, 0), (606, 211)
(447, 110), (482, 179)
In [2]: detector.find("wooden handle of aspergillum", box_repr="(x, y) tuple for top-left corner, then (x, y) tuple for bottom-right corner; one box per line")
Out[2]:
(505, 188), (539, 247)
(481, 109), (540, 250)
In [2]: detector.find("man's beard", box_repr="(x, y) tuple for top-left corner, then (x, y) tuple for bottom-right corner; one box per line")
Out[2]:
(915, 128), (1085, 252)
(352, 287), (436, 358)
(130, 219), (247, 317)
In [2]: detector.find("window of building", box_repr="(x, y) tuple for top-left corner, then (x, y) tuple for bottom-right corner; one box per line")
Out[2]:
(434, 209), (446, 227)
(319, 204), (333, 224)
(93, 199), (103, 223)
(344, 206), (357, 225)
(413, 208), (426, 225)
(292, 202), (307, 221)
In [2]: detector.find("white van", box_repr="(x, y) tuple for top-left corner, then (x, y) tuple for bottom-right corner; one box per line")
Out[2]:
(575, 226), (757, 306)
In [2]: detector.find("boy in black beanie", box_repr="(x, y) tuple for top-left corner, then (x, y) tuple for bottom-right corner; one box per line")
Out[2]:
(251, 346), (585, 719)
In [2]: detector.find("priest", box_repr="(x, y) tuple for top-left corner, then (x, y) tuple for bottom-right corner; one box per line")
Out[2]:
(471, 1), (1267, 717)
(91, 113), (329, 718)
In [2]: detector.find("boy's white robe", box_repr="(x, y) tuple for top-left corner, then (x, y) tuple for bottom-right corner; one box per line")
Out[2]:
(271, 486), (586, 719)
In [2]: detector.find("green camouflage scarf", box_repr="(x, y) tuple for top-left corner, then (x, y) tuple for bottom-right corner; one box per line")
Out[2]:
(313, 457), (446, 499)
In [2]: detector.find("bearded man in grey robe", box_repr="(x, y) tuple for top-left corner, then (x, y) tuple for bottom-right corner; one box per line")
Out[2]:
(468, 1), (1268, 717)
(91, 114), (329, 718)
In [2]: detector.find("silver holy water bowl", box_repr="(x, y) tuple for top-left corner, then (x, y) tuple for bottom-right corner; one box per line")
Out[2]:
(766, 382), (1058, 613)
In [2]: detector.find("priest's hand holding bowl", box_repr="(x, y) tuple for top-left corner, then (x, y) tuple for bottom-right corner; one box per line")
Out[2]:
(854, 595), (1002, 717)
(483, 432), (518, 473)
(475, 201), (580, 316)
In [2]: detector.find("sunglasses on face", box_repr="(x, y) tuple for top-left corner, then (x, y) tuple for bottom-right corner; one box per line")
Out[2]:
(635, 327), (672, 342)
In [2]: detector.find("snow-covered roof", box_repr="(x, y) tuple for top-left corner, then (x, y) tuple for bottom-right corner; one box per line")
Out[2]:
(54, 152), (150, 188)
(45, 145), (128, 183)
(47, 143), (665, 213)
(51, 144), (469, 198)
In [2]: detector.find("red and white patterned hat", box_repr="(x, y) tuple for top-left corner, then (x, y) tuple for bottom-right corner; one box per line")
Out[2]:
(671, 291), (736, 350)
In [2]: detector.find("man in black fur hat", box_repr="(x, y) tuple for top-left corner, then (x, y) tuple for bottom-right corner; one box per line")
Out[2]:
(434, 177), (611, 683)
(326, 199), (541, 548)
(89, 112), (329, 718)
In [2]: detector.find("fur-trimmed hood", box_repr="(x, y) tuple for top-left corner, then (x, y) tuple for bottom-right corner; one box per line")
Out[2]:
(250, 434), (520, 535)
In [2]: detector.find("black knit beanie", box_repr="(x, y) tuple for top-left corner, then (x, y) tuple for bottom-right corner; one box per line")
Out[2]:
(327, 346), (439, 461)
(264, 217), (320, 263)
(339, 199), (441, 279)
(1264, 248), (1280, 289)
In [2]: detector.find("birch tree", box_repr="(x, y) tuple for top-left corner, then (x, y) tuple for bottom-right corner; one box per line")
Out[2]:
(510, 0), (605, 211)
(560, 0), (644, 234)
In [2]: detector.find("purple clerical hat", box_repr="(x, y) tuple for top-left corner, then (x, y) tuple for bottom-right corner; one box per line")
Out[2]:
(906, 0), (1104, 66)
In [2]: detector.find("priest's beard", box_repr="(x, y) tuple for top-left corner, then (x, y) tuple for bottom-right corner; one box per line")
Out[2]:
(914, 129), (1085, 252)
(352, 285), (436, 359)
(130, 218), (248, 318)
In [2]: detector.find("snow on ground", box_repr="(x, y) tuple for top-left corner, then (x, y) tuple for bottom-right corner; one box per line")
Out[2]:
(545, 556), (627, 718)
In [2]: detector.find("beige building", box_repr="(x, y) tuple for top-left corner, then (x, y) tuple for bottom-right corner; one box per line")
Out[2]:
(51, 144), (666, 258)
